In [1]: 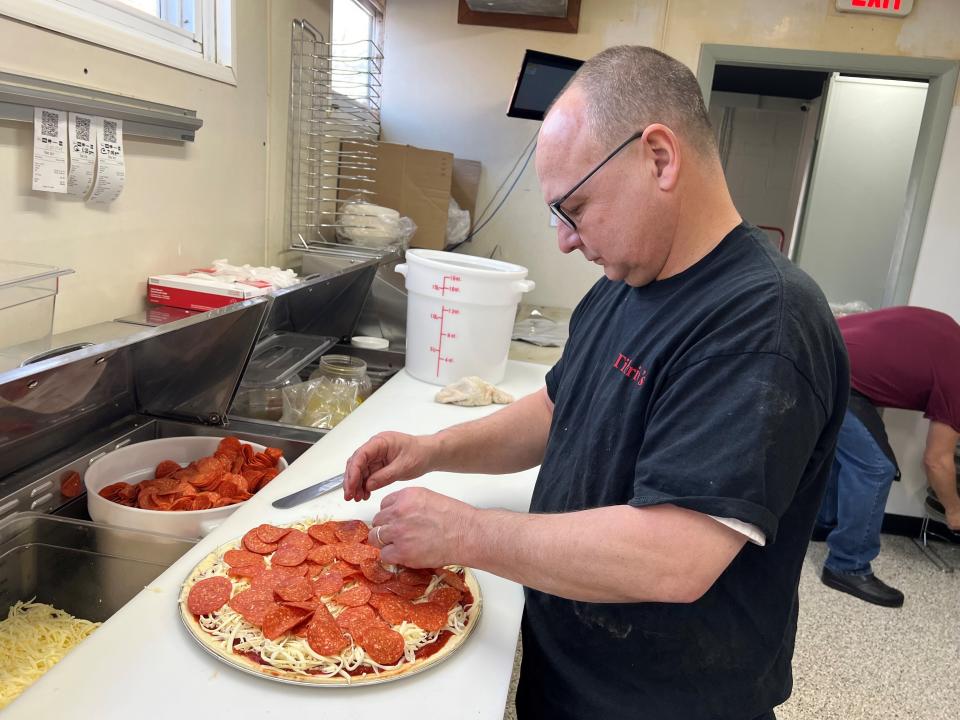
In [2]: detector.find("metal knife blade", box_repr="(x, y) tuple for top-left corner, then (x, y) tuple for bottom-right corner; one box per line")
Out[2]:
(271, 473), (345, 509)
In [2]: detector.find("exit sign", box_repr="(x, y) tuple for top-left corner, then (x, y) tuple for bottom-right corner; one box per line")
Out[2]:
(836, 0), (914, 15)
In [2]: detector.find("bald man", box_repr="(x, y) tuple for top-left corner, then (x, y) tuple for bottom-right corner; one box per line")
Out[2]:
(342, 46), (848, 720)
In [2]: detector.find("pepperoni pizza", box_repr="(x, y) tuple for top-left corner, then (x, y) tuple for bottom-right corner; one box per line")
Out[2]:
(178, 518), (480, 685)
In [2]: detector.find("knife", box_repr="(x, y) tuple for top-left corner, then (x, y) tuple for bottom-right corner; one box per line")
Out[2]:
(271, 473), (345, 509)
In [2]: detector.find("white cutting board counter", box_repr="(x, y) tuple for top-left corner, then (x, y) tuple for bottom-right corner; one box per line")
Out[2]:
(8, 361), (549, 719)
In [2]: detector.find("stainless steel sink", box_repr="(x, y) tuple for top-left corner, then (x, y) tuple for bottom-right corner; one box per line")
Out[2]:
(0, 513), (195, 623)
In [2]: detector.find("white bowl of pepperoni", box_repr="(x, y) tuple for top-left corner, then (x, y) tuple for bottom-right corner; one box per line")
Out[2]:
(84, 436), (287, 539)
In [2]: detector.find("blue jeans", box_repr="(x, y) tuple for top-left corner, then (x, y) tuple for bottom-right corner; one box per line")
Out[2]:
(816, 409), (897, 574)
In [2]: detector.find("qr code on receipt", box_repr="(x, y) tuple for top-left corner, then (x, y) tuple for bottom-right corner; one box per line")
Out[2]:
(75, 116), (91, 142)
(103, 120), (117, 144)
(41, 110), (59, 138)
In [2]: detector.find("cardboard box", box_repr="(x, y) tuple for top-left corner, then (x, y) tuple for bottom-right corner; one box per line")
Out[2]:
(340, 142), (481, 250)
(147, 274), (271, 312)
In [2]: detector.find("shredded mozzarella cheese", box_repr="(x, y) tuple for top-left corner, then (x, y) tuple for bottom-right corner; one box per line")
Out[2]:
(189, 518), (473, 682)
(0, 600), (100, 709)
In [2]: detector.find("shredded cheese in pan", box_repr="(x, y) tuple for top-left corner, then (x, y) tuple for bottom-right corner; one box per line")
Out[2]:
(192, 520), (472, 681)
(0, 600), (100, 708)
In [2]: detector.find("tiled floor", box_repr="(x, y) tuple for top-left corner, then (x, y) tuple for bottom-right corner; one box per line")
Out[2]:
(502, 535), (960, 719)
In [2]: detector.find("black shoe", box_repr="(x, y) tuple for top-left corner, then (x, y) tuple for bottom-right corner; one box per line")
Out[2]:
(925, 494), (946, 519)
(810, 524), (833, 542)
(821, 567), (904, 608)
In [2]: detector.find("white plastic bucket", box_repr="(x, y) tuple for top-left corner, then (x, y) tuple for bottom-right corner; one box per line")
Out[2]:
(396, 250), (535, 386)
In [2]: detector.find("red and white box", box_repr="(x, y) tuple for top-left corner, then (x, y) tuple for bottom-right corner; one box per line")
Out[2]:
(147, 273), (272, 311)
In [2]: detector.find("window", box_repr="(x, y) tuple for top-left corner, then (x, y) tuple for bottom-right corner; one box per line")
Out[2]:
(331, 0), (383, 103)
(0, 0), (235, 84)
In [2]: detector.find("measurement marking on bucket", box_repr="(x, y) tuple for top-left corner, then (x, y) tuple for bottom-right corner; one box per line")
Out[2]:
(431, 275), (461, 296)
(429, 306), (460, 377)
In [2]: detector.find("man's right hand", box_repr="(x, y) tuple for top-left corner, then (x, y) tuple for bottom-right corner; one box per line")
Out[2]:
(343, 431), (437, 502)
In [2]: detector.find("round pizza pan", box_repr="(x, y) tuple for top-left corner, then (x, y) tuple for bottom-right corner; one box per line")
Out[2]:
(178, 534), (483, 687)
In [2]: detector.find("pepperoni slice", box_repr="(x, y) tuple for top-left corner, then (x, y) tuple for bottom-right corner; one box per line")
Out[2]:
(366, 592), (387, 610)
(356, 624), (405, 665)
(307, 522), (340, 545)
(337, 543), (379, 565)
(360, 559), (394, 584)
(187, 576), (232, 616)
(304, 562), (326, 579)
(275, 576), (315, 602)
(428, 586), (463, 612)
(60, 471), (83, 499)
(250, 567), (304, 593)
(155, 460), (182, 478)
(334, 520), (369, 544)
(279, 529), (314, 552)
(375, 596), (413, 626)
(336, 606), (376, 636)
(217, 436), (242, 455)
(242, 529), (278, 555)
(228, 564), (266, 581)
(397, 569), (432, 587)
(282, 600), (319, 612)
(384, 580), (426, 601)
(436, 567), (467, 592)
(307, 545), (337, 566)
(256, 524), (290, 544)
(312, 571), (345, 597)
(262, 605), (312, 640)
(229, 588), (277, 626)
(326, 561), (360, 579)
(306, 618), (350, 656)
(335, 584), (372, 607)
(271, 545), (310, 567)
(223, 549), (266, 568)
(271, 564), (310, 579)
(408, 601), (448, 633)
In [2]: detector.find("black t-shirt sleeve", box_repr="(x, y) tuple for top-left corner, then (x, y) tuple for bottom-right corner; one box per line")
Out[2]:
(630, 352), (826, 542)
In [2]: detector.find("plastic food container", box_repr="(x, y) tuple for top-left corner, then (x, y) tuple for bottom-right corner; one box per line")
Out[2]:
(0, 261), (74, 352)
(231, 332), (337, 422)
(84, 436), (288, 538)
(396, 250), (534, 385)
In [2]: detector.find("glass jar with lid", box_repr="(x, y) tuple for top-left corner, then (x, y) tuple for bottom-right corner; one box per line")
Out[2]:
(309, 354), (373, 402)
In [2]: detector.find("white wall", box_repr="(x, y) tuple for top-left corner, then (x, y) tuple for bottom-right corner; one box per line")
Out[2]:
(379, 0), (671, 307)
(0, 0), (330, 334)
(710, 92), (807, 252)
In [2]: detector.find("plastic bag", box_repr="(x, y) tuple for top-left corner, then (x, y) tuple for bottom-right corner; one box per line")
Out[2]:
(445, 197), (471, 248)
(512, 308), (569, 347)
(279, 377), (359, 430)
(829, 301), (872, 318)
(189, 259), (300, 289)
(336, 195), (417, 249)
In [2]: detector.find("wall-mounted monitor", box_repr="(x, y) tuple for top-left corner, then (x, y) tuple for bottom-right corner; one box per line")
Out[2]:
(507, 49), (583, 121)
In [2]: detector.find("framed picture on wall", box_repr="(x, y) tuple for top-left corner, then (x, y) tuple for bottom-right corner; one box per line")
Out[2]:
(457, 0), (581, 34)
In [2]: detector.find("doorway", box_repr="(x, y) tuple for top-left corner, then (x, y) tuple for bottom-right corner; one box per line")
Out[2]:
(697, 45), (958, 308)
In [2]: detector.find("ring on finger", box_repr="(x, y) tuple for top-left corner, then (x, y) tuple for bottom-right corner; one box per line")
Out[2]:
(375, 525), (384, 545)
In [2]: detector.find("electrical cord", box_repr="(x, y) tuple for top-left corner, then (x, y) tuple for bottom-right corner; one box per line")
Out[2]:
(471, 128), (539, 229)
(448, 133), (538, 252)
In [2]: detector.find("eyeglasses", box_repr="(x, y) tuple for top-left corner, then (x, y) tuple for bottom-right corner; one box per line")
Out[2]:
(548, 129), (646, 232)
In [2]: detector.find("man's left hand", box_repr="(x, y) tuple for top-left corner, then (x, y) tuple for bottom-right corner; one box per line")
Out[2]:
(369, 487), (476, 568)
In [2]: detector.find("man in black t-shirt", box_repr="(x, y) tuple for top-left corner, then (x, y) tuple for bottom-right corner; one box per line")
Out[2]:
(342, 46), (848, 720)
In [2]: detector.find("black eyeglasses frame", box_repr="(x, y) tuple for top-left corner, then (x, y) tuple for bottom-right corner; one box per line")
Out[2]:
(548, 129), (647, 231)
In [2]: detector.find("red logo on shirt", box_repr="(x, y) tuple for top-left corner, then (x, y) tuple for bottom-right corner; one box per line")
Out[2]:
(613, 353), (648, 387)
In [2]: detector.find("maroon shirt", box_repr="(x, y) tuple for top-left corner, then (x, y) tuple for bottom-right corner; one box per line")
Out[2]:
(839, 307), (960, 433)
